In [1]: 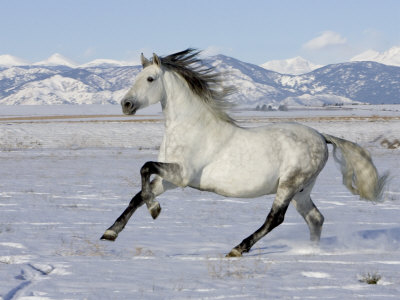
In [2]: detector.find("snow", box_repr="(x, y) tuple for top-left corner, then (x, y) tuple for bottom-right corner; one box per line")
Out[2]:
(0, 105), (400, 299)
(0, 55), (29, 67)
(79, 59), (136, 68)
(33, 54), (78, 68)
(261, 56), (323, 75)
(3, 46), (400, 71)
(351, 46), (400, 67)
(282, 94), (360, 107)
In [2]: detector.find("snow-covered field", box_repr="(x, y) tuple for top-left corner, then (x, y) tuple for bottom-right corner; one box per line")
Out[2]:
(1, 104), (399, 299)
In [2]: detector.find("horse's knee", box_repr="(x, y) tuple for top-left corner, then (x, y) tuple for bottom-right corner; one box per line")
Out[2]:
(140, 161), (158, 178)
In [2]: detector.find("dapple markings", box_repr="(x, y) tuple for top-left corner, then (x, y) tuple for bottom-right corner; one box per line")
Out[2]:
(101, 49), (387, 257)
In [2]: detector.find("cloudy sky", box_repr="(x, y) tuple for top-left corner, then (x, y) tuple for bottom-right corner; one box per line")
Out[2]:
(1, 0), (399, 65)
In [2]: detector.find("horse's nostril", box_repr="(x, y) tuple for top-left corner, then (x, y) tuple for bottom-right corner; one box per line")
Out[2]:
(121, 99), (137, 115)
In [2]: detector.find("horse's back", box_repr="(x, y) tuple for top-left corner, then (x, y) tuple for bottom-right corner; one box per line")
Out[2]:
(195, 122), (328, 198)
(262, 122), (329, 179)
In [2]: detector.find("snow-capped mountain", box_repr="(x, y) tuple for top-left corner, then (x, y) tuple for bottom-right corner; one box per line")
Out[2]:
(33, 53), (78, 68)
(0, 64), (141, 105)
(350, 46), (400, 67)
(277, 61), (400, 105)
(260, 56), (322, 75)
(0, 54), (29, 67)
(79, 59), (137, 68)
(1, 53), (399, 106)
(213, 55), (400, 107)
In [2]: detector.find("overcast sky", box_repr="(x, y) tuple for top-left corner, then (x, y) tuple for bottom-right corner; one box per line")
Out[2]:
(1, 0), (399, 65)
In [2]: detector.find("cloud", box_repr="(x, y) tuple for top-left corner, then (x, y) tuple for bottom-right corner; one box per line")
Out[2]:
(303, 31), (347, 51)
(84, 47), (96, 57)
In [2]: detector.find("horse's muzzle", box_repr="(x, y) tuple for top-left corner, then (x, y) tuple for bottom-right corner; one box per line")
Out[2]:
(121, 98), (138, 115)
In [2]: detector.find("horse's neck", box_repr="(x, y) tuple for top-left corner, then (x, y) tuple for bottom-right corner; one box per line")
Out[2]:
(162, 72), (228, 132)
(159, 72), (237, 157)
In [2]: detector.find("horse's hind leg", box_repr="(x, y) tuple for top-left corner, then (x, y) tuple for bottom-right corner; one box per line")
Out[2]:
(227, 181), (298, 257)
(227, 197), (290, 257)
(292, 181), (324, 242)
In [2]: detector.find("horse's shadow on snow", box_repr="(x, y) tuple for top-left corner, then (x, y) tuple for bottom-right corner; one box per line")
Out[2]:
(247, 227), (400, 256)
(357, 227), (400, 242)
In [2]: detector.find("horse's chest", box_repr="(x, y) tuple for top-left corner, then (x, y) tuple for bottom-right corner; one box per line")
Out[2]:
(163, 130), (219, 162)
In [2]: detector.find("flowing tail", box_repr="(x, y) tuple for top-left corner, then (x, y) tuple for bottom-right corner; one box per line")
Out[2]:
(322, 133), (388, 202)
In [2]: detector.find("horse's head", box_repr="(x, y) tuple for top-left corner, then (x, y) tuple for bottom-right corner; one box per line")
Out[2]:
(121, 53), (166, 115)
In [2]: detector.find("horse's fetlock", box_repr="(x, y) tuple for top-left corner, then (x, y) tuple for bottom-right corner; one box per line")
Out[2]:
(307, 209), (324, 227)
(142, 191), (154, 202)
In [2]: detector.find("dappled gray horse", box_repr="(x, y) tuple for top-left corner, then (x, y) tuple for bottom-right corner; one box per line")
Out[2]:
(101, 49), (387, 257)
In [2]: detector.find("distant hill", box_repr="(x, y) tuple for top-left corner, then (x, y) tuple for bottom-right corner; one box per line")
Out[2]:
(260, 56), (322, 75)
(1, 53), (399, 106)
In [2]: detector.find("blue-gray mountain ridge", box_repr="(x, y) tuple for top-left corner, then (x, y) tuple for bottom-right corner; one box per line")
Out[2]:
(1, 54), (399, 106)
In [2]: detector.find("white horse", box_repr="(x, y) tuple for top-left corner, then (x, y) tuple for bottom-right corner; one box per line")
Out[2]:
(101, 49), (387, 257)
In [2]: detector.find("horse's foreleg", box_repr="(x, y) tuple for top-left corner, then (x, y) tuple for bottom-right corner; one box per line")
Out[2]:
(101, 169), (174, 241)
(101, 191), (145, 241)
(140, 161), (182, 219)
(101, 161), (181, 241)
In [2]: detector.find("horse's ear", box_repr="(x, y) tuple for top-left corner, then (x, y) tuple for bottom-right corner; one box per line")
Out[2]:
(153, 53), (161, 66)
(141, 53), (151, 68)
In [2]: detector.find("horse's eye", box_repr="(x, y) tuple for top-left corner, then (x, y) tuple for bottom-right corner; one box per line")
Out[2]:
(147, 76), (154, 82)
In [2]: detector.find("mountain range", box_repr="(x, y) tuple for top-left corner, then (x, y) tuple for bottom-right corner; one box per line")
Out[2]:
(260, 46), (400, 74)
(1, 50), (400, 107)
(260, 57), (323, 75)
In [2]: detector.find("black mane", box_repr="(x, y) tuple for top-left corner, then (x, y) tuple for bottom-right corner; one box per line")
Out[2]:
(159, 49), (236, 123)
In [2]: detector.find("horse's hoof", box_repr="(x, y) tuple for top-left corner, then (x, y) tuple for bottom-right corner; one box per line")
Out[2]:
(101, 230), (118, 241)
(148, 201), (161, 219)
(226, 248), (242, 257)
